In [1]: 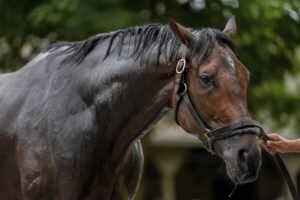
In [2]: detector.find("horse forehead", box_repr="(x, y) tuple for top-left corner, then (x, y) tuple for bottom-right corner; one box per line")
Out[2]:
(216, 45), (250, 80)
(220, 50), (235, 70)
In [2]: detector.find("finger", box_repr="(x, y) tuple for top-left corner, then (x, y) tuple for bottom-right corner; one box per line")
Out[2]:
(265, 145), (276, 152)
(260, 142), (268, 149)
(268, 141), (284, 148)
(267, 134), (281, 141)
(264, 147), (277, 155)
(265, 146), (277, 154)
(260, 142), (277, 154)
(266, 140), (273, 146)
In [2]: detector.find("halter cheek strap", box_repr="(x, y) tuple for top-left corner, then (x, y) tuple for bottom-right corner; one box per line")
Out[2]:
(174, 58), (208, 130)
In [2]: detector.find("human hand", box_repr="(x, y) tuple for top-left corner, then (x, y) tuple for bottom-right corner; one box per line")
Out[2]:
(261, 133), (294, 154)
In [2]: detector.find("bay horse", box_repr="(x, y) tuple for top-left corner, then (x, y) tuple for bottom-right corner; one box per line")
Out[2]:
(0, 17), (262, 200)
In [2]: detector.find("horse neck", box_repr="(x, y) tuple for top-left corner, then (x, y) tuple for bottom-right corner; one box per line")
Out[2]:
(83, 52), (176, 165)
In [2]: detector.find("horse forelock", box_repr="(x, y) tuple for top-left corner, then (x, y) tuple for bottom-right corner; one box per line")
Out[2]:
(189, 28), (236, 67)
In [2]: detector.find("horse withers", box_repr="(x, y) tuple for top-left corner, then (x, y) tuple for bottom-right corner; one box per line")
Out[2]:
(0, 17), (261, 199)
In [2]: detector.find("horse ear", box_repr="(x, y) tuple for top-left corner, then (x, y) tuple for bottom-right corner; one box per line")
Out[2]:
(168, 18), (194, 47)
(223, 16), (237, 38)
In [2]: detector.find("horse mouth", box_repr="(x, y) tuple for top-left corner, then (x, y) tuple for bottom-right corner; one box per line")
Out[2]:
(229, 167), (259, 184)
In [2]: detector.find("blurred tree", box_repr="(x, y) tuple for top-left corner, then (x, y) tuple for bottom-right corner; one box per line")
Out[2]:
(0, 0), (299, 130)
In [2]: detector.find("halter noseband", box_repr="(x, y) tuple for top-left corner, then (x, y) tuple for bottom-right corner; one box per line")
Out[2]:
(174, 58), (266, 154)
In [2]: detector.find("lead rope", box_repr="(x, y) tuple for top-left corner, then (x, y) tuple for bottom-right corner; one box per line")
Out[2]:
(260, 131), (300, 200)
(228, 183), (238, 198)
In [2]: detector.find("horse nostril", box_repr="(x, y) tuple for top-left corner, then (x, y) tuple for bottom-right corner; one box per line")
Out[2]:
(238, 149), (248, 166)
(236, 147), (261, 180)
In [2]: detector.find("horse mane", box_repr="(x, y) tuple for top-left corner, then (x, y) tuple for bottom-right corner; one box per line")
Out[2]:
(47, 23), (235, 66)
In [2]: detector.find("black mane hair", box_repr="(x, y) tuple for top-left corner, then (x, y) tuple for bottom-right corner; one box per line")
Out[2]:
(189, 28), (236, 66)
(47, 23), (235, 66)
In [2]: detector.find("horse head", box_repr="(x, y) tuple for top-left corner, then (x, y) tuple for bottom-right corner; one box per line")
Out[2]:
(169, 17), (261, 184)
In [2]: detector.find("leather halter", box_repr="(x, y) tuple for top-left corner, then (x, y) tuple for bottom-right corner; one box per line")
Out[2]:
(174, 58), (264, 154)
(174, 58), (299, 200)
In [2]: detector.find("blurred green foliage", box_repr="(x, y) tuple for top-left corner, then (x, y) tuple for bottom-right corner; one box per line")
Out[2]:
(0, 0), (300, 130)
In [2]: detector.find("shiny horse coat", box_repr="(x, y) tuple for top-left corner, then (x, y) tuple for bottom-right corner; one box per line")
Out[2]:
(0, 17), (262, 199)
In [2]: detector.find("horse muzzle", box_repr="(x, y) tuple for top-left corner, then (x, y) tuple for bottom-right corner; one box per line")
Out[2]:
(220, 131), (262, 184)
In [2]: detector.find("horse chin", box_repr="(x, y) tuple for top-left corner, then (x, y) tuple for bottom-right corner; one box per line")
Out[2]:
(225, 162), (260, 184)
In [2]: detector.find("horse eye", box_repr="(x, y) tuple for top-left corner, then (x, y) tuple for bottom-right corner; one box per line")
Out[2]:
(199, 74), (213, 87)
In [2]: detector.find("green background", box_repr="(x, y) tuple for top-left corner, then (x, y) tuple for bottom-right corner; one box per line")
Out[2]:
(1, 0), (300, 130)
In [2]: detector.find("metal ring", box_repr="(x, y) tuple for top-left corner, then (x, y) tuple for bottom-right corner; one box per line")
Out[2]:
(176, 58), (186, 74)
(179, 83), (187, 95)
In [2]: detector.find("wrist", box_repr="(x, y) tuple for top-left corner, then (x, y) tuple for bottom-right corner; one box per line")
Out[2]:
(289, 139), (300, 152)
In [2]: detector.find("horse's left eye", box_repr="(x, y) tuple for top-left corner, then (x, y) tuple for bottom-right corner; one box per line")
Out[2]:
(199, 74), (213, 88)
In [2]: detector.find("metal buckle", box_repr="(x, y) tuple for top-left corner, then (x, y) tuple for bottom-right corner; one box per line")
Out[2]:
(203, 128), (212, 139)
(203, 128), (215, 154)
(176, 58), (186, 74)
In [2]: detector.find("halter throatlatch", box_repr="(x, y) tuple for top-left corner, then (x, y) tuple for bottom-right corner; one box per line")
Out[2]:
(173, 58), (300, 200)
